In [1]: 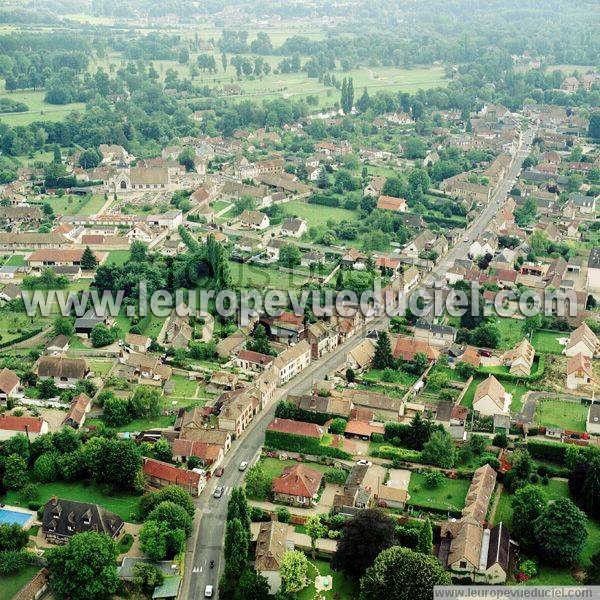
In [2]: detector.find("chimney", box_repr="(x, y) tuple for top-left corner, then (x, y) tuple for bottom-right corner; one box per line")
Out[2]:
(51, 495), (58, 506)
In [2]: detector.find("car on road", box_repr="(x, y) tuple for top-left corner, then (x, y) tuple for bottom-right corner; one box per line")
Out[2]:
(239, 461), (248, 471)
(357, 459), (372, 466)
(205, 585), (214, 597)
(214, 467), (224, 477)
(213, 486), (224, 498)
(463, 236), (469, 242)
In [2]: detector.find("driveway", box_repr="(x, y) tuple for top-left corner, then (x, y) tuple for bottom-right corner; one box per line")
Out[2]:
(362, 464), (387, 494)
(387, 468), (411, 491)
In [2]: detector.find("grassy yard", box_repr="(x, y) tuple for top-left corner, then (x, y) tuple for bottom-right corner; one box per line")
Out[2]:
(38, 194), (106, 217)
(3, 253), (26, 266)
(259, 457), (333, 481)
(297, 557), (358, 600)
(88, 360), (114, 376)
(407, 472), (470, 512)
(106, 250), (131, 266)
(362, 369), (419, 387)
(284, 199), (359, 228)
(534, 398), (588, 432)
(492, 317), (526, 350)
(3, 481), (140, 522)
(227, 260), (308, 289)
(170, 374), (199, 398)
(0, 566), (40, 600)
(531, 330), (566, 354)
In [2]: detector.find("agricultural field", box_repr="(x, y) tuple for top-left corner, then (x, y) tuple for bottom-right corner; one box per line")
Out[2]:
(534, 398), (588, 431)
(0, 88), (85, 126)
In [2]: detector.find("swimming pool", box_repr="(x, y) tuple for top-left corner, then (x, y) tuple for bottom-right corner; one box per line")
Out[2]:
(0, 507), (31, 526)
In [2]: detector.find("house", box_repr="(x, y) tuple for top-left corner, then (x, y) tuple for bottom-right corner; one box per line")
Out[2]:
(392, 336), (440, 363)
(290, 394), (352, 419)
(363, 176), (386, 198)
(235, 349), (274, 372)
(216, 330), (247, 359)
(63, 393), (92, 429)
(403, 230), (436, 258)
(0, 282), (21, 301)
(74, 309), (108, 337)
(345, 338), (376, 372)
(125, 332), (151, 353)
(125, 224), (153, 244)
(255, 521), (291, 594)
(564, 323), (600, 358)
(271, 464), (323, 507)
(333, 464), (372, 511)
(142, 457), (206, 497)
(566, 353), (594, 390)
(587, 247), (600, 293)
(162, 312), (193, 350)
(587, 404), (600, 435)
(561, 76), (579, 93)
(0, 368), (20, 403)
(377, 195), (407, 212)
(42, 498), (124, 545)
(344, 419), (385, 440)
(300, 251), (325, 267)
(272, 340), (311, 385)
(217, 389), (255, 439)
(376, 485), (409, 509)
(146, 210), (183, 230)
(307, 321), (339, 359)
(45, 334), (70, 355)
(162, 239), (186, 256)
(0, 414), (48, 440)
(122, 353), (172, 384)
(267, 418), (323, 439)
(340, 248), (365, 269)
(171, 439), (224, 470)
(37, 356), (89, 388)
(569, 193), (596, 214)
(27, 248), (107, 271)
(473, 376), (509, 416)
(413, 320), (456, 347)
(240, 210), (270, 230)
(503, 338), (535, 376)
(280, 218), (307, 238)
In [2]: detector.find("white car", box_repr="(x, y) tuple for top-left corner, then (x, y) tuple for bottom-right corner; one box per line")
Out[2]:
(205, 585), (214, 597)
(357, 459), (372, 466)
(239, 461), (248, 471)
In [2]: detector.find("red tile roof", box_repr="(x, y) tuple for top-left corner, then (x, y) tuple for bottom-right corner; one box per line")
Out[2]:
(142, 457), (201, 487)
(237, 349), (274, 365)
(344, 419), (385, 437)
(271, 464), (323, 498)
(267, 418), (323, 439)
(0, 414), (45, 433)
(0, 368), (19, 394)
(171, 439), (223, 463)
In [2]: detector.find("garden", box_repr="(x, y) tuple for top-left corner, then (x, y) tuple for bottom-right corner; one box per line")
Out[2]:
(406, 472), (470, 513)
(534, 398), (588, 432)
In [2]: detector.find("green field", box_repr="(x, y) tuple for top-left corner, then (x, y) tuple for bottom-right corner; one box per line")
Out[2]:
(492, 317), (527, 350)
(531, 330), (566, 354)
(0, 566), (40, 600)
(3, 481), (140, 522)
(106, 250), (131, 266)
(259, 457), (333, 482)
(534, 398), (588, 431)
(407, 472), (470, 512)
(284, 200), (359, 228)
(228, 260), (309, 289)
(2, 253), (26, 266)
(0, 89), (85, 125)
(39, 194), (106, 217)
(170, 374), (200, 398)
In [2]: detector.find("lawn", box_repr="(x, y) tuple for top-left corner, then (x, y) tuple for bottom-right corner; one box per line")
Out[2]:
(37, 194), (106, 217)
(88, 360), (114, 376)
(170, 374), (199, 398)
(0, 566), (40, 600)
(284, 200), (359, 228)
(0, 90), (85, 126)
(492, 317), (526, 350)
(3, 253), (26, 266)
(3, 481), (140, 522)
(531, 330), (566, 354)
(106, 250), (131, 266)
(407, 472), (470, 513)
(297, 558), (358, 600)
(461, 377), (530, 413)
(362, 369), (419, 387)
(227, 260), (308, 289)
(259, 457), (333, 481)
(534, 398), (588, 432)
(86, 413), (175, 433)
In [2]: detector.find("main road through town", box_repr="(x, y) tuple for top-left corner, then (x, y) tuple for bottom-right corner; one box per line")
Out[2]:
(181, 126), (536, 599)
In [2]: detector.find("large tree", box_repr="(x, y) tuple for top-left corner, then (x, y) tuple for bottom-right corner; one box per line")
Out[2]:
(332, 509), (396, 579)
(223, 518), (249, 582)
(305, 515), (326, 559)
(510, 484), (547, 547)
(580, 453), (600, 519)
(139, 485), (195, 519)
(46, 532), (119, 600)
(80, 246), (98, 270)
(359, 546), (451, 600)
(421, 430), (455, 468)
(533, 497), (588, 565)
(372, 331), (395, 370)
(280, 549), (309, 593)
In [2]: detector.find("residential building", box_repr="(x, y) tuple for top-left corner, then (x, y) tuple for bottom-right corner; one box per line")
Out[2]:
(27, 248), (107, 271)
(345, 338), (376, 372)
(42, 498), (124, 545)
(125, 333), (151, 353)
(503, 338), (535, 376)
(473, 376), (509, 416)
(0, 368), (20, 403)
(271, 464), (323, 507)
(376, 195), (407, 212)
(333, 464), (372, 511)
(217, 389), (256, 439)
(307, 321), (339, 359)
(142, 457), (206, 497)
(171, 439), (224, 470)
(587, 404), (600, 435)
(254, 521), (291, 594)
(586, 247), (600, 293)
(413, 320), (457, 347)
(37, 356), (89, 388)
(280, 218), (307, 238)
(235, 349), (274, 372)
(0, 414), (48, 440)
(564, 323), (600, 358)
(566, 353), (594, 390)
(240, 210), (270, 230)
(272, 340), (311, 385)
(45, 335), (70, 355)
(267, 418), (323, 439)
(63, 393), (92, 429)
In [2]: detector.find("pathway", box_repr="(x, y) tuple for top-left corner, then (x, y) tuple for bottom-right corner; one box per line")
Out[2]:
(488, 483), (504, 525)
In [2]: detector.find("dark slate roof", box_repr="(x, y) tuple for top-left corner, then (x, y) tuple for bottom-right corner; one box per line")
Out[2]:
(487, 522), (511, 572)
(414, 319), (456, 336)
(42, 498), (123, 539)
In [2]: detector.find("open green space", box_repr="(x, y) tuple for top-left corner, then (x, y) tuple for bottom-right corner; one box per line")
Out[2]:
(284, 200), (359, 228)
(228, 260), (308, 289)
(534, 398), (588, 432)
(531, 330), (566, 354)
(0, 89), (85, 126)
(362, 369), (419, 387)
(259, 457), (333, 481)
(37, 194), (106, 217)
(492, 317), (527, 350)
(170, 374), (200, 398)
(106, 250), (131, 266)
(2, 253), (26, 266)
(297, 557), (358, 600)
(88, 359), (113, 376)
(407, 472), (470, 512)
(0, 566), (40, 600)
(3, 481), (140, 522)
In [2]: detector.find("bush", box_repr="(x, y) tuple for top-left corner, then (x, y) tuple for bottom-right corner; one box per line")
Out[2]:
(264, 430), (351, 459)
(492, 432), (508, 448)
(519, 559), (538, 578)
(324, 468), (348, 485)
(277, 507), (291, 523)
(329, 418), (347, 435)
(371, 433), (384, 444)
(250, 507), (270, 522)
(526, 440), (567, 463)
(423, 471), (444, 489)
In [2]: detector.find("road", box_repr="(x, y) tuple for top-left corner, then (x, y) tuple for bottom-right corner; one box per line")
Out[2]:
(181, 127), (535, 599)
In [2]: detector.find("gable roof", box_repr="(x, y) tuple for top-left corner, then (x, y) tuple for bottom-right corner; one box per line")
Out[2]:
(271, 464), (323, 498)
(142, 457), (201, 488)
(377, 195), (407, 211)
(461, 464), (497, 525)
(0, 367), (19, 393)
(37, 356), (88, 380)
(567, 352), (594, 378)
(267, 417), (323, 438)
(0, 413), (45, 433)
(566, 322), (599, 354)
(255, 521), (289, 571)
(473, 376), (506, 411)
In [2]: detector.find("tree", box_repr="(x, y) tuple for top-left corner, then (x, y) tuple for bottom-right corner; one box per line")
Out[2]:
(130, 240), (147, 262)
(280, 550), (309, 593)
(278, 243), (301, 268)
(305, 515), (326, 558)
(492, 432), (508, 448)
(511, 484), (547, 547)
(139, 486), (195, 519)
(38, 377), (60, 399)
(53, 316), (74, 337)
(46, 532), (119, 600)
(332, 509), (396, 579)
(83, 437), (142, 490)
(80, 246), (98, 270)
(148, 501), (192, 538)
(133, 562), (164, 592)
(78, 148), (102, 169)
(586, 551), (600, 584)
(244, 463), (272, 500)
(34, 451), (61, 483)
(471, 323), (500, 348)
(522, 314), (542, 335)
(223, 518), (249, 581)
(152, 438), (172, 462)
(247, 324), (273, 356)
(416, 519), (433, 554)
(237, 568), (270, 600)
(588, 112), (600, 139)
(406, 412), (431, 450)
(90, 323), (117, 348)
(276, 506), (291, 523)
(359, 546), (451, 600)
(533, 497), (588, 565)
(102, 396), (130, 427)
(3, 454), (28, 489)
(329, 418), (347, 434)
(580, 453), (600, 518)
(0, 523), (28, 552)
(139, 519), (185, 561)
(226, 487), (252, 540)
(373, 331), (394, 370)
(421, 430), (455, 468)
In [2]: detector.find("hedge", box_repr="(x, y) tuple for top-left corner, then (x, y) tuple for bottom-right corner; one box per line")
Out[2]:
(308, 194), (341, 207)
(478, 354), (546, 383)
(526, 440), (567, 463)
(264, 430), (351, 459)
(0, 327), (43, 349)
(370, 445), (422, 463)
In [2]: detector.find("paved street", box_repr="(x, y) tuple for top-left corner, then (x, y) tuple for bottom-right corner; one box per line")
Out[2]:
(180, 128), (535, 599)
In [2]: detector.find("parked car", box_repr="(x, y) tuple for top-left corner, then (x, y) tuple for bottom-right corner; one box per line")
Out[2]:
(205, 585), (214, 597)
(239, 461), (248, 471)
(357, 459), (372, 466)
(213, 486), (224, 498)
(214, 467), (224, 477)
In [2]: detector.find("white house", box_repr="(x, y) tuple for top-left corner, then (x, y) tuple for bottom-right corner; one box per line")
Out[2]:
(566, 353), (594, 390)
(564, 323), (600, 358)
(125, 224), (153, 244)
(473, 375), (510, 416)
(273, 340), (312, 385)
(240, 210), (270, 230)
(280, 218), (307, 238)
